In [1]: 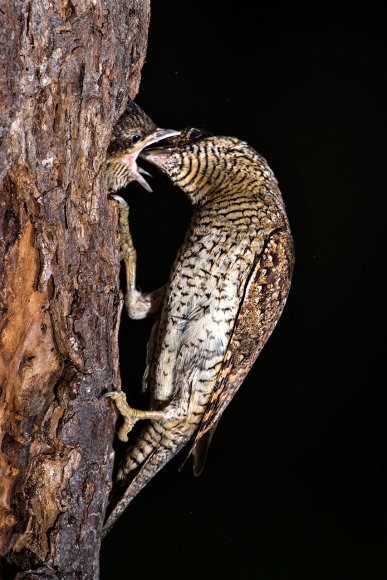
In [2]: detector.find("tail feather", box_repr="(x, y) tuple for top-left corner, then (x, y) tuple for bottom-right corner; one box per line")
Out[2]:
(103, 423), (188, 536)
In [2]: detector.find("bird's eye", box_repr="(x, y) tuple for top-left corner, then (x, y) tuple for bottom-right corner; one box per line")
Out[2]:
(187, 128), (202, 139)
(131, 134), (142, 145)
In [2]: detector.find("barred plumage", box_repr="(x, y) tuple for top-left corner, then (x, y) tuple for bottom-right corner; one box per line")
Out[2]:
(104, 128), (294, 534)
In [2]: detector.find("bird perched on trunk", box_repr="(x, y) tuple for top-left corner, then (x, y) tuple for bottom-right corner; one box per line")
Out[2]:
(105, 99), (179, 192)
(105, 127), (294, 534)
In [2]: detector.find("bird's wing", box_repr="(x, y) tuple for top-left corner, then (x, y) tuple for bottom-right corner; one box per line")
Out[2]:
(189, 227), (295, 475)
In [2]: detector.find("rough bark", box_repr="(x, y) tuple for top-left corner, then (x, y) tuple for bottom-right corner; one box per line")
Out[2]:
(0, 1), (150, 577)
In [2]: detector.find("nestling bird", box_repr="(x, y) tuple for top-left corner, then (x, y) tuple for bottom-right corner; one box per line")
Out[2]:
(105, 99), (179, 192)
(105, 127), (294, 534)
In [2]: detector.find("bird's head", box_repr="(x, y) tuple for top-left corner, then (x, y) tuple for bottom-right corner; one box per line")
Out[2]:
(105, 100), (179, 192)
(140, 128), (255, 204)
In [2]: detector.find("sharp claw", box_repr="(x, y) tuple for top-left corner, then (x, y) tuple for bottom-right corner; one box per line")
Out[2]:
(102, 391), (123, 400)
(109, 194), (129, 207)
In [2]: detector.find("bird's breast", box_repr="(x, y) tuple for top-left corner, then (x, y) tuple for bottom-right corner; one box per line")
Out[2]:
(149, 225), (259, 410)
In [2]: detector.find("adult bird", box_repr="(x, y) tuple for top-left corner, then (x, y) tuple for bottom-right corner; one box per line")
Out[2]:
(104, 128), (294, 534)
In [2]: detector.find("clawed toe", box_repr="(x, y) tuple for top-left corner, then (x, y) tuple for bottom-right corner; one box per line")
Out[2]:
(109, 194), (129, 207)
(104, 391), (139, 442)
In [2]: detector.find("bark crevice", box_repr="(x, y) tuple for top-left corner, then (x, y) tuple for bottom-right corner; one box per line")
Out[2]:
(0, 1), (151, 577)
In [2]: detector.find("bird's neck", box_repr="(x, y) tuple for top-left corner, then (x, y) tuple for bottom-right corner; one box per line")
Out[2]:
(182, 154), (267, 207)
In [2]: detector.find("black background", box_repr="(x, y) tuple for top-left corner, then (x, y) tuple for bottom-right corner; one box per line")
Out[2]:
(101, 4), (386, 579)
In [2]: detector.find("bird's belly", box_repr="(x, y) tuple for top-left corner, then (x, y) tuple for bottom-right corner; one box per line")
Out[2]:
(152, 317), (226, 424)
(145, 221), (260, 417)
(149, 259), (249, 417)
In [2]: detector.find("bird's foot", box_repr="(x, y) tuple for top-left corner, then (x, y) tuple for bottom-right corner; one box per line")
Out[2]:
(104, 391), (165, 442)
(104, 391), (140, 442)
(109, 194), (136, 262)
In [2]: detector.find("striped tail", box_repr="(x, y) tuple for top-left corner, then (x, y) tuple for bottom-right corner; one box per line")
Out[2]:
(103, 421), (189, 536)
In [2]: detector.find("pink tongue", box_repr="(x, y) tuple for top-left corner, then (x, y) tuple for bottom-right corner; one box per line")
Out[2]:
(122, 153), (137, 171)
(121, 152), (152, 192)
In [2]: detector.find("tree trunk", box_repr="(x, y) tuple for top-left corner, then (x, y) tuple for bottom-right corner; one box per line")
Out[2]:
(0, 1), (150, 577)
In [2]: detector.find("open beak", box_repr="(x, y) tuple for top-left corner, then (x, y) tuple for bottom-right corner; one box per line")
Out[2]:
(140, 128), (180, 150)
(127, 128), (180, 191)
(139, 147), (174, 172)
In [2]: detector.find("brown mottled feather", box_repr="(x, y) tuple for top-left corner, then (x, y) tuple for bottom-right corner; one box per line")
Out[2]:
(190, 228), (294, 473)
(104, 129), (295, 533)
